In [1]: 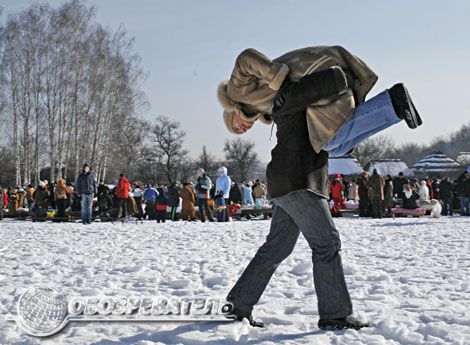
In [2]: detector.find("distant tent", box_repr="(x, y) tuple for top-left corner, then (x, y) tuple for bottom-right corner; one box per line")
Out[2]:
(366, 159), (413, 177)
(411, 150), (462, 175)
(328, 155), (363, 175)
(456, 152), (470, 166)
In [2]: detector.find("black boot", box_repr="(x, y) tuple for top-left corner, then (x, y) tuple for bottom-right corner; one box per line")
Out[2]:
(318, 315), (370, 330)
(388, 83), (423, 129)
(222, 303), (264, 328)
(273, 66), (349, 116)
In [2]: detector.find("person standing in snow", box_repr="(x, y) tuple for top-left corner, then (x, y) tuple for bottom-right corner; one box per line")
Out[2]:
(330, 174), (345, 214)
(393, 172), (409, 201)
(155, 185), (168, 223)
(252, 179), (268, 208)
(242, 181), (254, 206)
(195, 168), (214, 222)
(114, 174), (131, 220)
(26, 184), (35, 210)
(54, 179), (68, 218)
(368, 169), (385, 219)
(180, 182), (196, 221)
(383, 175), (394, 216)
(76, 164), (97, 224)
(357, 172), (369, 217)
(456, 171), (470, 216)
(439, 177), (454, 216)
(214, 190), (227, 222)
(167, 182), (180, 221)
(0, 186), (4, 220)
(418, 180), (430, 203)
(346, 179), (359, 202)
(217, 44), (424, 330)
(143, 184), (158, 220)
(132, 182), (144, 220)
(229, 182), (243, 205)
(215, 166), (232, 222)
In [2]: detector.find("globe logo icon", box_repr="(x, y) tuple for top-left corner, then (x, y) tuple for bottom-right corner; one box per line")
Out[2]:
(17, 287), (68, 336)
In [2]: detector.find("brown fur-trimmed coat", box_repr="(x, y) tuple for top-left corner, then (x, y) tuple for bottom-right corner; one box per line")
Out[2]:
(218, 46), (378, 153)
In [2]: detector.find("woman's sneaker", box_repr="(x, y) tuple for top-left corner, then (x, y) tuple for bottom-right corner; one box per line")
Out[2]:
(388, 83), (423, 129)
(318, 315), (369, 330)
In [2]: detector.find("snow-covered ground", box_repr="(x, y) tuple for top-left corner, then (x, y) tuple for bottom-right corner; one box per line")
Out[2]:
(0, 216), (469, 345)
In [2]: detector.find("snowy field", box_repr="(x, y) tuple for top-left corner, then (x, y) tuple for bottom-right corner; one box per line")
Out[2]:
(0, 216), (469, 345)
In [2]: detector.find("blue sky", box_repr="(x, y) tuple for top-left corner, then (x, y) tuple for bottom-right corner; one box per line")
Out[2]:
(2, 0), (469, 161)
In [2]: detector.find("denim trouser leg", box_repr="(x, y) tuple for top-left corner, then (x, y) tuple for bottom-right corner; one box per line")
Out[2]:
(227, 205), (300, 310)
(81, 194), (93, 222)
(323, 90), (401, 157)
(227, 190), (353, 319)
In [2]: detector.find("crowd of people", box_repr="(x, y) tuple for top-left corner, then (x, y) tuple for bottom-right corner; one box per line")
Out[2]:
(329, 169), (470, 218)
(0, 164), (268, 224)
(1, 163), (469, 223)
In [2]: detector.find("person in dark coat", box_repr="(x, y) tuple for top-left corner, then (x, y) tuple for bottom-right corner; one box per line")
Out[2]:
(456, 171), (470, 216)
(357, 172), (369, 217)
(76, 164), (97, 224)
(155, 186), (168, 223)
(383, 175), (394, 216)
(195, 168), (214, 222)
(439, 177), (453, 216)
(97, 181), (109, 196)
(402, 184), (420, 209)
(167, 183), (180, 221)
(367, 169), (384, 219)
(98, 189), (114, 212)
(393, 172), (409, 201)
(32, 182), (50, 220)
(215, 46), (412, 330)
(229, 182), (243, 205)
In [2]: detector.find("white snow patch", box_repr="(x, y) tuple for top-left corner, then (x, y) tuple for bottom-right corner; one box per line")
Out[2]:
(0, 216), (469, 344)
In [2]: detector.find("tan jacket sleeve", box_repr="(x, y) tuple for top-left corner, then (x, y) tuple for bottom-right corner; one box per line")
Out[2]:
(227, 48), (290, 100)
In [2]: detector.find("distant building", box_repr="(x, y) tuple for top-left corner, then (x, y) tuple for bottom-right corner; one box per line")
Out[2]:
(411, 150), (462, 176)
(365, 159), (413, 177)
(328, 155), (363, 176)
(456, 152), (470, 166)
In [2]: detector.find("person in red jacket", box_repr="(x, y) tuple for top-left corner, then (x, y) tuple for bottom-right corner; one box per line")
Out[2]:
(0, 187), (5, 220)
(115, 174), (131, 220)
(426, 179), (434, 200)
(3, 190), (8, 207)
(330, 174), (345, 215)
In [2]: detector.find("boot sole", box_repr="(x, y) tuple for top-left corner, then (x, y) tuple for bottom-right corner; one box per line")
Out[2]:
(390, 84), (421, 129)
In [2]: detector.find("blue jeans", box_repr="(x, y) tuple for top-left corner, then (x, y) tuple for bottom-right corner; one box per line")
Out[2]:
(81, 193), (94, 223)
(227, 190), (352, 319)
(459, 196), (470, 216)
(323, 90), (401, 157)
